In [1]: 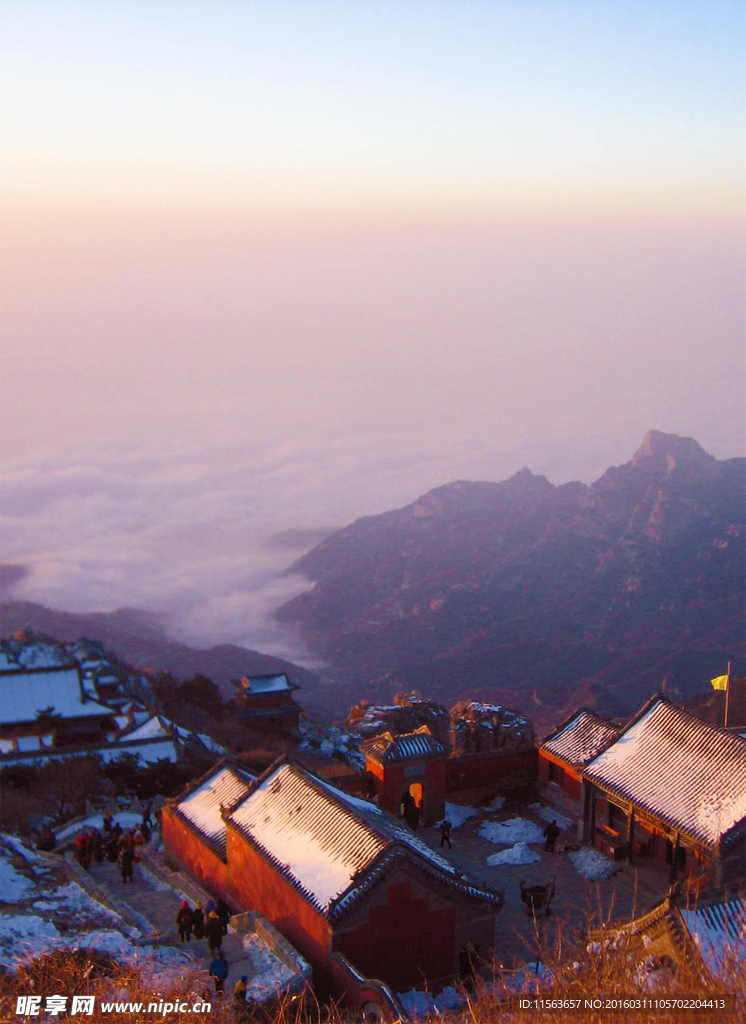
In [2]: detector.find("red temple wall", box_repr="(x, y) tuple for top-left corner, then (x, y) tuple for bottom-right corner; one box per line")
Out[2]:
(335, 876), (455, 988)
(537, 752), (582, 800)
(161, 809), (228, 901)
(445, 748), (537, 794)
(226, 826), (332, 984)
(242, 692), (296, 709)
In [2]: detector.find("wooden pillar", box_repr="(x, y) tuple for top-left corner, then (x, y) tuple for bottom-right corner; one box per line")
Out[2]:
(711, 849), (723, 887)
(671, 834), (680, 882)
(626, 807), (635, 864)
(581, 781), (596, 843)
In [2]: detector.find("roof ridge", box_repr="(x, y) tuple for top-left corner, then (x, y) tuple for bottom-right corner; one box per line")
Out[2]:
(329, 844), (503, 922)
(167, 755), (254, 806)
(541, 706), (619, 745)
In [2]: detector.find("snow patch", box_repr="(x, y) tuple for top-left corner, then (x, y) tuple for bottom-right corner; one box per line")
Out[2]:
(487, 842), (542, 867)
(1, 834), (49, 868)
(442, 803), (479, 829)
(36, 882), (125, 926)
(528, 804), (572, 830)
(398, 985), (466, 1018)
(0, 854), (36, 902)
(569, 847), (618, 880)
(241, 932), (297, 1002)
(479, 817), (544, 845)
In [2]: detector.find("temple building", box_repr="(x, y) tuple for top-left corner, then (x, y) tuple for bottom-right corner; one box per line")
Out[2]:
(232, 673), (301, 733)
(359, 725), (448, 826)
(538, 708), (621, 819)
(580, 695), (746, 884)
(586, 888), (746, 981)
(164, 756), (503, 995)
(0, 663), (116, 754)
(162, 760), (256, 899)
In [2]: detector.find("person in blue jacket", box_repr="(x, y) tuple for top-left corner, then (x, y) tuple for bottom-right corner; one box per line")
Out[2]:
(209, 952), (229, 995)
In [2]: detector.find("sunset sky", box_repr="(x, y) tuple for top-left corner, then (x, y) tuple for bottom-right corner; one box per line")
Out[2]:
(1, 1), (744, 658)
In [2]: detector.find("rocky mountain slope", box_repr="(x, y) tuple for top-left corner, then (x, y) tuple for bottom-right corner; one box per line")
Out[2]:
(0, 601), (321, 704)
(277, 431), (745, 731)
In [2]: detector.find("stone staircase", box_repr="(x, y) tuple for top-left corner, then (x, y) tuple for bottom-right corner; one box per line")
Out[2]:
(70, 847), (257, 994)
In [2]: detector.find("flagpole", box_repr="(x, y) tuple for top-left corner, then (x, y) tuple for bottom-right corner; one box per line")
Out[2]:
(724, 661), (732, 728)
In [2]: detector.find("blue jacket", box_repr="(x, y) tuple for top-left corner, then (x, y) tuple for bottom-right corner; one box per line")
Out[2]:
(209, 957), (228, 980)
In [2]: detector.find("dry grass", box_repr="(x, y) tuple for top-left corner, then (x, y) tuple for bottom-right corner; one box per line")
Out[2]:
(0, 932), (743, 1024)
(0, 949), (325, 1024)
(459, 944), (745, 1024)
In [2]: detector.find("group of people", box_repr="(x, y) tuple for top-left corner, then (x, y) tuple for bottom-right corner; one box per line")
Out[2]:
(75, 827), (145, 882)
(175, 899), (250, 1005)
(73, 809), (154, 884)
(175, 898), (231, 948)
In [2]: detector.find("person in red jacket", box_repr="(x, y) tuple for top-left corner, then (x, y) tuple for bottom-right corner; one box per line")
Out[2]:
(75, 833), (91, 871)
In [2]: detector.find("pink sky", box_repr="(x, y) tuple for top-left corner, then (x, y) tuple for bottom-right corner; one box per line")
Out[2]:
(1, 2), (743, 658)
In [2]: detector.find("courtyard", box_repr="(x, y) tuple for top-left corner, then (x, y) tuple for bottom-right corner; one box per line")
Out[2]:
(414, 798), (675, 973)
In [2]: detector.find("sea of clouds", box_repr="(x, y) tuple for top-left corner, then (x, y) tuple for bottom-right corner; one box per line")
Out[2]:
(2, 426), (588, 663)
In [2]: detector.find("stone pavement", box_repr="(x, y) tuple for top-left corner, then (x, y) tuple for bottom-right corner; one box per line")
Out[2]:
(84, 850), (254, 998)
(415, 806), (673, 971)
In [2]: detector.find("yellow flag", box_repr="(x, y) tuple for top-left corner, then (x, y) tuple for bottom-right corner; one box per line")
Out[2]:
(710, 675), (729, 691)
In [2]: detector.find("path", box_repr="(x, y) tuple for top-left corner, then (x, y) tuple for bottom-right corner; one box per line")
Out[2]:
(84, 850), (254, 997)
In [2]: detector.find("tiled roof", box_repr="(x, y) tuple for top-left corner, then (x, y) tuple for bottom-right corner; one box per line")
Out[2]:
(0, 667), (114, 726)
(541, 708), (620, 766)
(238, 674), (296, 694)
(680, 893), (746, 974)
(101, 738), (179, 764)
(0, 650), (19, 671)
(124, 716), (172, 741)
(227, 759), (501, 920)
(176, 763), (257, 859)
(584, 696), (746, 847)
(360, 725), (448, 764)
(0, 735), (179, 766)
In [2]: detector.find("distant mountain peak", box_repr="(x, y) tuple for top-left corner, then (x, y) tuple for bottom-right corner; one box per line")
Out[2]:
(507, 466), (553, 487)
(631, 430), (716, 475)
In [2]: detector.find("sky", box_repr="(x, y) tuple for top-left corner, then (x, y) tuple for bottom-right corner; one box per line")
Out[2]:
(1, 1), (744, 661)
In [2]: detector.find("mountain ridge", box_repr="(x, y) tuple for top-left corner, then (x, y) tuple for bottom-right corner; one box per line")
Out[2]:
(0, 600), (322, 706)
(276, 431), (744, 730)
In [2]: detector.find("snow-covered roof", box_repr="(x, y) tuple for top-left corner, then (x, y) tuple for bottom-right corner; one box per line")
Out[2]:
(584, 696), (746, 847)
(360, 725), (448, 764)
(99, 738), (181, 764)
(94, 674), (121, 687)
(125, 716), (172, 741)
(0, 667), (114, 725)
(0, 736), (179, 767)
(81, 675), (100, 700)
(0, 650), (20, 671)
(680, 895), (746, 974)
(227, 759), (502, 921)
(123, 715), (226, 755)
(238, 673), (295, 695)
(541, 708), (620, 767)
(14, 643), (71, 670)
(176, 763), (257, 858)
